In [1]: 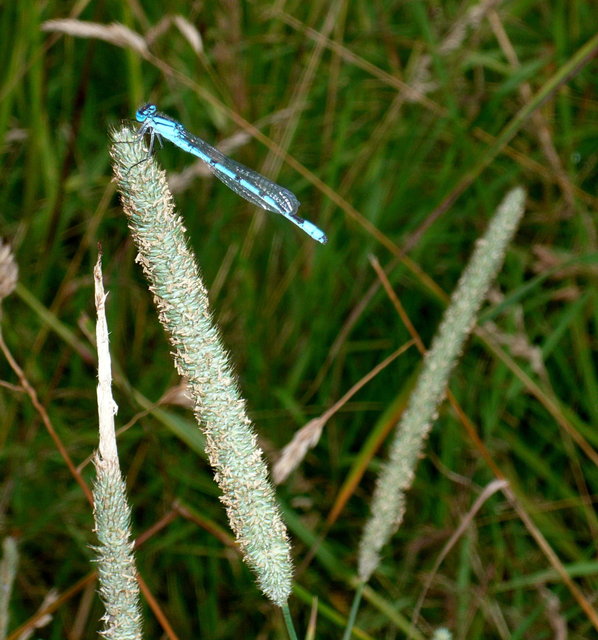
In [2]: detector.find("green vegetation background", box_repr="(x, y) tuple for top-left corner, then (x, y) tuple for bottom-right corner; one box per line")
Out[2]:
(1, 1), (596, 638)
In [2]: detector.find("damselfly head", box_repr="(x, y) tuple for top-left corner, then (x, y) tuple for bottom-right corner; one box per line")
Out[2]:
(135, 104), (157, 122)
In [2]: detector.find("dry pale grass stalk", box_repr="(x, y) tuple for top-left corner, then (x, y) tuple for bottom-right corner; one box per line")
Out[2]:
(273, 344), (410, 484)
(92, 255), (142, 639)
(41, 19), (149, 57)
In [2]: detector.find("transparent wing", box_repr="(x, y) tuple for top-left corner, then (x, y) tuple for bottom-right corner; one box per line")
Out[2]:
(148, 121), (327, 244)
(180, 130), (298, 215)
(181, 131), (327, 243)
